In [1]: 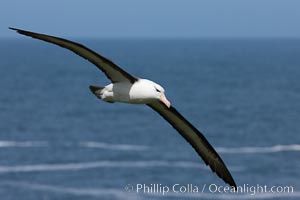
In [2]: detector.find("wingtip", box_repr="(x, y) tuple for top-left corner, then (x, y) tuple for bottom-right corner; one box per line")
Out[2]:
(230, 181), (237, 190)
(217, 166), (237, 189)
(226, 171), (237, 189)
(225, 174), (237, 189)
(9, 27), (32, 36)
(9, 27), (18, 31)
(9, 27), (23, 34)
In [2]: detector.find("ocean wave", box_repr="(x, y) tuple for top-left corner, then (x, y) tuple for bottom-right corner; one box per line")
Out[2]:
(79, 141), (149, 151)
(0, 141), (48, 148)
(4, 140), (299, 156)
(0, 160), (210, 174)
(0, 140), (148, 151)
(217, 144), (300, 154)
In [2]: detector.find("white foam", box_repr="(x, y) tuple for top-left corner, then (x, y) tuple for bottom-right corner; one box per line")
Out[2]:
(0, 141), (48, 148)
(0, 160), (208, 174)
(80, 141), (149, 151)
(217, 144), (300, 154)
(0, 140), (149, 151)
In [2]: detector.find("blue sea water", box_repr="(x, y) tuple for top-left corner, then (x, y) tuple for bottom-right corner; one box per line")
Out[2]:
(0, 38), (299, 200)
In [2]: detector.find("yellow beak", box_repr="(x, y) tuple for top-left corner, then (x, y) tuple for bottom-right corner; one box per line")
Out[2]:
(160, 93), (171, 108)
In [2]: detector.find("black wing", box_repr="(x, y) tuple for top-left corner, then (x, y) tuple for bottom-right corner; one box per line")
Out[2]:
(9, 27), (137, 83)
(148, 101), (237, 188)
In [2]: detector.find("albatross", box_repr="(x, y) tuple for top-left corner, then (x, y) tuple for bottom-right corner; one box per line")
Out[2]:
(10, 27), (237, 188)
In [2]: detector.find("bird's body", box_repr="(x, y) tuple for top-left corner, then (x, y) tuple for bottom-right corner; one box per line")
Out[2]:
(90, 79), (170, 106)
(10, 27), (236, 188)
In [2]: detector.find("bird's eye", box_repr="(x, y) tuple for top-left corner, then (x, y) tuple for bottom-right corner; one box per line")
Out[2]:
(155, 88), (161, 92)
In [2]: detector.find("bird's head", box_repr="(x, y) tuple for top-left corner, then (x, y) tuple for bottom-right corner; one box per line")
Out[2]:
(131, 79), (171, 108)
(152, 82), (171, 108)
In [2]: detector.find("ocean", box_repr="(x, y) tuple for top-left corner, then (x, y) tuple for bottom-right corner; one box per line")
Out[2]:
(0, 38), (299, 200)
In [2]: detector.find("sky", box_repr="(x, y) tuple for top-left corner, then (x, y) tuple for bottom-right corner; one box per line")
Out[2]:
(1, 0), (300, 38)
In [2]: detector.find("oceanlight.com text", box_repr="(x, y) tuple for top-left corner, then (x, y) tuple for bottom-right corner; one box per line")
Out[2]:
(124, 183), (294, 196)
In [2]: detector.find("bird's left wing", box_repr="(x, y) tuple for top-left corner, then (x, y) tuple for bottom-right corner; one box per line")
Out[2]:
(147, 101), (237, 188)
(9, 27), (137, 83)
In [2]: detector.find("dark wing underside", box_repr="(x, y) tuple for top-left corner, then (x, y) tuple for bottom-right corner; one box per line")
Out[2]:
(9, 27), (137, 83)
(148, 101), (237, 188)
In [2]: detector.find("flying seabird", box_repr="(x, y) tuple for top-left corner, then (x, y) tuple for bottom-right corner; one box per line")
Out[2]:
(10, 27), (237, 188)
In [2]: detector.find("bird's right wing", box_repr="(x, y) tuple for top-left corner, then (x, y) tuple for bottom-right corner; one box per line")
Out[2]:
(9, 27), (138, 83)
(148, 101), (237, 188)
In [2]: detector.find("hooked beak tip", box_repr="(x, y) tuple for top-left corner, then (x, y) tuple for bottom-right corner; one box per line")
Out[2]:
(160, 94), (171, 108)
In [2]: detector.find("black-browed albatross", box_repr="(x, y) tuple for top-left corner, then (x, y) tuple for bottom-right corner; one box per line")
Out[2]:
(10, 27), (237, 188)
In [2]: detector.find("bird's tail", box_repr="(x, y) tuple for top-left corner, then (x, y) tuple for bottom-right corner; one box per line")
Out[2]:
(89, 85), (105, 99)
